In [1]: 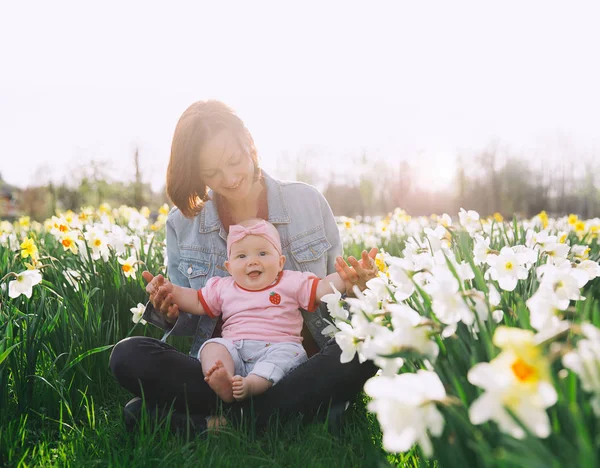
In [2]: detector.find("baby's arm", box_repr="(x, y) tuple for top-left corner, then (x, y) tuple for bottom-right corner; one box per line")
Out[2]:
(146, 277), (206, 316)
(315, 271), (347, 302)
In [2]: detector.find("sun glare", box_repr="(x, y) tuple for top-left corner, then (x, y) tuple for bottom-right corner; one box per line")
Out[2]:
(416, 152), (457, 192)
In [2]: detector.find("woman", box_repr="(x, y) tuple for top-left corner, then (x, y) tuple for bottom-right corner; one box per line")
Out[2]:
(109, 100), (379, 432)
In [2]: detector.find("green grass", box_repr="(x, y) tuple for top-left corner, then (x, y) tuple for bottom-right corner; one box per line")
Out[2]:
(1, 381), (419, 468)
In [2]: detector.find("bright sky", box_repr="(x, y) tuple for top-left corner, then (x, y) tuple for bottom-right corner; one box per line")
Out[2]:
(1, 1), (599, 192)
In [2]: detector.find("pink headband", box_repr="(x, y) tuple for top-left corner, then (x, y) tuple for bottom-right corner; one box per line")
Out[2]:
(227, 220), (282, 258)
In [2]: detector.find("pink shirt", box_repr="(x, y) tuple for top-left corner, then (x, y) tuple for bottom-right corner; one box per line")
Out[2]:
(198, 270), (320, 344)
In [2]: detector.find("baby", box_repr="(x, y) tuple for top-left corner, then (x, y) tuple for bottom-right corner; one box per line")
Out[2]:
(147, 218), (353, 403)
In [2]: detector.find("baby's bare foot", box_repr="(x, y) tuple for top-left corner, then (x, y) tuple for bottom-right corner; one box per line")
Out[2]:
(232, 375), (249, 401)
(205, 360), (234, 403)
(204, 362), (222, 381)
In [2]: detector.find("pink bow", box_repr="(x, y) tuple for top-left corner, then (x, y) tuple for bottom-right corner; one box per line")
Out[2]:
(227, 220), (282, 258)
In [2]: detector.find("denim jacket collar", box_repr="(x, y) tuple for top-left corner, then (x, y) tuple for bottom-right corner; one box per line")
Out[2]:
(198, 171), (291, 234)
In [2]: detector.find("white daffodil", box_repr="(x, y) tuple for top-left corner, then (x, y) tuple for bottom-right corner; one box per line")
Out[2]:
(563, 323), (600, 415)
(320, 318), (338, 338)
(426, 265), (474, 326)
(468, 327), (557, 439)
(365, 370), (446, 457)
(473, 235), (492, 265)
(388, 303), (439, 358)
(8, 269), (43, 298)
(526, 229), (555, 250)
(334, 321), (366, 364)
(541, 242), (570, 264)
(526, 288), (568, 332)
(386, 256), (416, 301)
(438, 213), (452, 227)
(536, 262), (588, 301)
(485, 246), (529, 291)
(130, 303), (147, 324)
(361, 304), (438, 376)
(577, 260), (600, 282)
(458, 208), (481, 234)
(424, 225), (450, 252)
(118, 255), (138, 279)
(50, 215), (70, 238)
(321, 284), (348, 320)
(512, 245), (538, 269)
(362, 326), (406, 376)
(571, 245), (590, 261)
(84, 226), (110, 262)
(107, 225), (128, 256)
(365, 277), (394, 304)
(128, 211), (149, 232)
(344, 286), (381, 318)
(470, 285), (503, 324)
(403, 237), (435, 273)
(60, 231), (79, 255)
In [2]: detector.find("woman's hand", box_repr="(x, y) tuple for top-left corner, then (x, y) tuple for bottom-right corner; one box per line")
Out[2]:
(142, 271), (179, 323)
(334, 248), (379, 296)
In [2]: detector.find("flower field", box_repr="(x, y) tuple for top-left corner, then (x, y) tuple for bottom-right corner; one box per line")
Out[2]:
(1, 205), (599, 467)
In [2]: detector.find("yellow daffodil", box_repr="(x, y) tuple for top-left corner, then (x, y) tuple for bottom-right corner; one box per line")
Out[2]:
(568, 214), (578, 226)
(375, 251), (389, 276)
(574, 220), (586, 238)
(20, 237), (39, 261)
(99, 203), (111, 214)
(159, 204), (170, 216)
(538, 210), (549, 229)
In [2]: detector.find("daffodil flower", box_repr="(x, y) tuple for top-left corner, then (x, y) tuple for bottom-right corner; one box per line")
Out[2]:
(321, 284), (348, 320)
(563, 323), (600, 415)
(130, 303), (147, 324)
(468, 327), (557, 439)
(60, 232), (79, 254)
(118, 255), (138, 279)
(485, 246), (530, 291)
(20, 237), (39, 261)
(8, 269), (43, 298)
(365, 370), (446, 457)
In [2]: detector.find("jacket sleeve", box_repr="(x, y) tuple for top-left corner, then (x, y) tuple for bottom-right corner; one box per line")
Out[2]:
(141, 211), (200, 337)
(318, 191), (343, 275)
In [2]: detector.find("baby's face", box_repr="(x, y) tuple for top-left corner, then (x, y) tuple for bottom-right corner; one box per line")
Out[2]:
(225, 235), (285, 290)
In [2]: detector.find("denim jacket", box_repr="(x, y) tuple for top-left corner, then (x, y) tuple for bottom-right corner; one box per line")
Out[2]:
(142, 171), (342, 357)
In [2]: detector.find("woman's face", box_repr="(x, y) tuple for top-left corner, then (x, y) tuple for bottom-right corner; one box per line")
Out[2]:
(198, 130), (256, 201)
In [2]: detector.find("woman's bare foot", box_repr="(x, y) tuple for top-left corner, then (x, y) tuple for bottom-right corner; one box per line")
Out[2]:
(206, 415), (227, 432)
(204, 360), (234, 403)
(231, 375), (250, 401)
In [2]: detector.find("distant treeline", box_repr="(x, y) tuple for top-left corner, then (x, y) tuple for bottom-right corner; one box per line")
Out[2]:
(6, 144), (600, 220)
(320, 147), (598, 219)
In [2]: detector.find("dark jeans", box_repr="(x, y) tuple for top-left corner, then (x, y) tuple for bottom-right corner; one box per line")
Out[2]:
(109, 336), (378, 428)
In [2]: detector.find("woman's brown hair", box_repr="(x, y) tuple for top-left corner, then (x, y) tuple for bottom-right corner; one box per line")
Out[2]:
(166, 100), (260, 218)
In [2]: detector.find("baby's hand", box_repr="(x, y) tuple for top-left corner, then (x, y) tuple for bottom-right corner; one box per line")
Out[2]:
(335, 248), (379, 295)
(157, 282), (174, 296)
(145, 274), (166, 296)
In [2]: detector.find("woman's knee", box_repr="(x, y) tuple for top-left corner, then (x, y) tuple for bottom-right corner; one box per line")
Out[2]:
(321, 340), (378, 385)
(109, 336), (154, 379)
